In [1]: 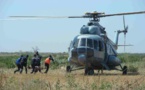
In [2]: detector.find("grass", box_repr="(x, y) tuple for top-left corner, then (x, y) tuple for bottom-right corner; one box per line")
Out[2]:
(1, 68), (145, 90)
(1, 52), (145, 90)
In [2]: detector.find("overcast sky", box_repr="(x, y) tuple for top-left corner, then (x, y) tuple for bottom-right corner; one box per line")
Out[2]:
(0, 0), (145, 53)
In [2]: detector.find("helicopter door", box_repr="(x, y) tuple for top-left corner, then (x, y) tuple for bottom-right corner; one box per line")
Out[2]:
(93, 40), (105, 60)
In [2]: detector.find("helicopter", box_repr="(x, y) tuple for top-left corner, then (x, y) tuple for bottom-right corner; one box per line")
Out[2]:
(65, 11), (145, 75)
(10, 11), (145, 75)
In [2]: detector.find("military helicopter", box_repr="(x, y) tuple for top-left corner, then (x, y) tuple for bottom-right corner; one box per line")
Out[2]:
(65, 11), (145, 75)
(10, 11), (145, 75)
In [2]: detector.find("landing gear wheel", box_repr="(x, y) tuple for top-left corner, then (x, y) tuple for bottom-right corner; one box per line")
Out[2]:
(66, 66), (71, 72)
(122, 66), (127, 75)
(85, 67), (94, 75)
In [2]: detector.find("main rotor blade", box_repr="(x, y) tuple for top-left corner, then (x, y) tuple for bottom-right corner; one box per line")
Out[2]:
(100, 11), (145, 17)
(9, 11), (145, 19)
(9, 16), (87, 19)
(68, 16), (88, 18)
(10, 16), (69, 18)
(69, 11), (145, 18)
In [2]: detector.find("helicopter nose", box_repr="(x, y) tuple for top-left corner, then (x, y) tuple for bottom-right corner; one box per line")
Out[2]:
(78, 54), (86, 65)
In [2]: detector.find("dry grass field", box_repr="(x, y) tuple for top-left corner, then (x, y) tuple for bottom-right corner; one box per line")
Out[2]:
(1, 53), (145, 90)
(1, 67), (145, 90)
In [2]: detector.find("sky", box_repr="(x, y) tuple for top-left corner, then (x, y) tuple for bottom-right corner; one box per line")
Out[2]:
(0, 0), (145, 53)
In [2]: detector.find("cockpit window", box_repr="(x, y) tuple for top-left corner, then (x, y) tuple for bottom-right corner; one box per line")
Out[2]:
(94, 40), (98, 50)
(80, 38), (86, 46)
(99, 41), (104, 51)
(74, 39), (79, 48)
(87, 39), (93, 48)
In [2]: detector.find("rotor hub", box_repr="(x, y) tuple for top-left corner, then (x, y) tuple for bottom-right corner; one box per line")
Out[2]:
(85, 11), (105, 21)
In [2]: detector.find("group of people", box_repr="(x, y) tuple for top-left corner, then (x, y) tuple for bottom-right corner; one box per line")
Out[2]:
(14, 51), (54, 74)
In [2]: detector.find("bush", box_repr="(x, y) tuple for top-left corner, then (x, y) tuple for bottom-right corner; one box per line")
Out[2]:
(0, 56), (17, 68)
(128, 65), (138, 72)
(118, 53), (144, 63)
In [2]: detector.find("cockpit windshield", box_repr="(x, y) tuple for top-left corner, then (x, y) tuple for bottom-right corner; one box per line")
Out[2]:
(79, 38), (94, 48)
(80, 38), (86, 46)
(87, 39), (93, 48)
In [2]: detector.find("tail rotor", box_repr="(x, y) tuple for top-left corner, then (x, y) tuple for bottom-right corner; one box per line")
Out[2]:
(123, 15), (128, 52)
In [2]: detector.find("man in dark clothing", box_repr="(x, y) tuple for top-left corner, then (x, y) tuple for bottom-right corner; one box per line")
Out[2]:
(14, 55), (23, 74)
(20, 55), (29, 74)
(31, 54), (36, 74)
(35, 56), (41, 67)
(34, 51), (42, 73)
(30, 51), (42, 74)
(44, 55), (54, 73)
(34, 56), (42, 73)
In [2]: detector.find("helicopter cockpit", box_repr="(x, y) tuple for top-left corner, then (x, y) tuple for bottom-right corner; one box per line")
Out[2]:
(72, 35), (104, 51)
(69, 35), (105, 65)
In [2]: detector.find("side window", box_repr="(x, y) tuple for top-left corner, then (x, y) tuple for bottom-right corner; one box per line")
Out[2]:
(107, 44), (111, 54)
(87, 39), (93, 48)
(99, 41), (104, 51)
(80, 38), (86, 46)
(94, 40), (98, 50)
